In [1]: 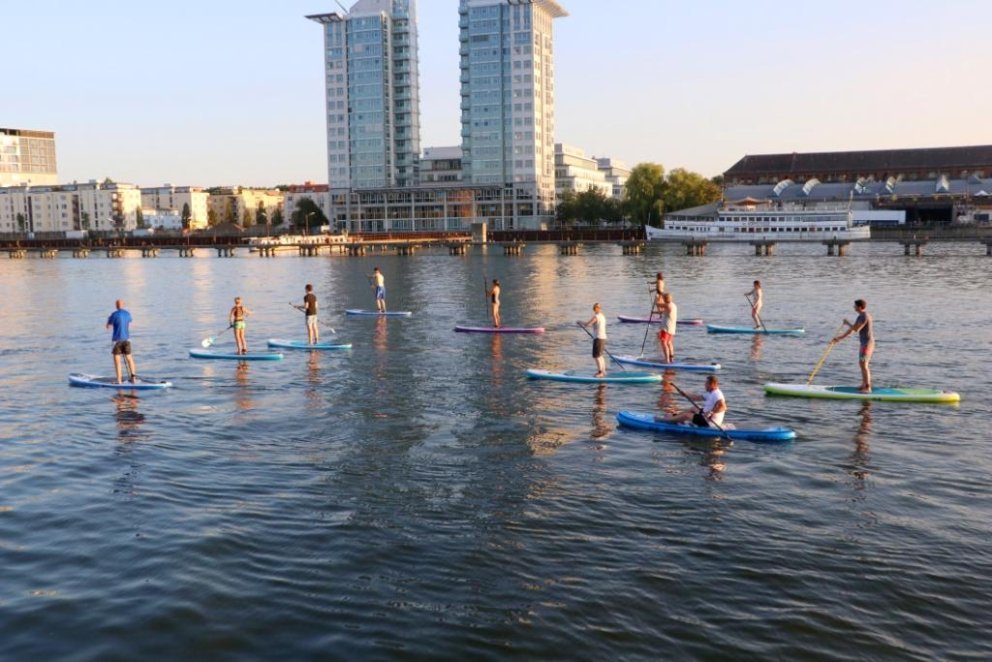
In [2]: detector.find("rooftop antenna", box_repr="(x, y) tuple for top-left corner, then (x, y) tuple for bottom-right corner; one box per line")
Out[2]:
(334, 0), (349, 13)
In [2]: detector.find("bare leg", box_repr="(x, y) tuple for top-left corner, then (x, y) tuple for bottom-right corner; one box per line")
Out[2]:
(125, 355), (137, 382)
(113, 355), (123, 384)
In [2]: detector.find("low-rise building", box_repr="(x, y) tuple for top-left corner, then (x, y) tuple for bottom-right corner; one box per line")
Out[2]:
(0, 180), (141, 234)
(283, 183), (330, 225)
(140, 185), (209, 229)
(555, 144), (613, 199)
(595, 157), (630, 200)
(420, 146), (463, 186)
(0, 127), (58, 188)
(207, 187), (284, 228)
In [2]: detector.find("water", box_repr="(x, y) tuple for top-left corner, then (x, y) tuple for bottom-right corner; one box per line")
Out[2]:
(1, 242), (990, 659)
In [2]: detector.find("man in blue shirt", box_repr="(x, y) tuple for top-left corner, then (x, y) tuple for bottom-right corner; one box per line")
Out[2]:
(106, 299), (137, 383)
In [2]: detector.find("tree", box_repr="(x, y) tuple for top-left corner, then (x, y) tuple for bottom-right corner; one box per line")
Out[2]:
(207, 208), (218, 227)
(16, 212), (26, 234)
(624, 163), (666, 225)
(81, 211), (91, 231)
(181, 203), (191, 230)
(223, 199), (237, 224)
(136, 207), (145, 229)
(242, 209), (253, 227)
(271, 207), (284, 227)
(255, 200), (267, 228)
(292, 197), (327, 233)
(556, 190), (579, 226)
(661, 168), (723, 215)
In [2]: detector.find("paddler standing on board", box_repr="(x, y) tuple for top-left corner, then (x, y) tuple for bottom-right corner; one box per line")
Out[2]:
(833, 299), (874, 393)
(295, 283), (319, 345)
(371, 267), (386, 313)
(486, 279), (501, 328)
(746, 280), (763, 329)
(106, 299), (137, 383)
(656, 292), (678, 363)
(229, 296), (251, 354)
(580, 303), (608, 377)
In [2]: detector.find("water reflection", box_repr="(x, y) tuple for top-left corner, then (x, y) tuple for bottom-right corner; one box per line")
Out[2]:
(750, 334), (764, 362)
(657, 373), (677, 416)
(700, 441), (729, 480)
(850, 401), (873, 482)
(113, 392), (146, 442)
(305, 351), (322, 411)
(591, 384), (610, 440)
(235, 361), (253, 411)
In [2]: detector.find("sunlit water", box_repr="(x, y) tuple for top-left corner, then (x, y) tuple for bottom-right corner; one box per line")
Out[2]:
(1, 242), (989, 658)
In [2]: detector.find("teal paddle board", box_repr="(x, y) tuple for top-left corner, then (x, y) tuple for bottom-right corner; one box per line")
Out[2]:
(68, 373), (173, 389)
(189, 348), (284, 361)
(614, 355), (720, 373)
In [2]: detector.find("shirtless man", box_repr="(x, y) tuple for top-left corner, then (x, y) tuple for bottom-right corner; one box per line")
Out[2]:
(833, 299), (874, 392)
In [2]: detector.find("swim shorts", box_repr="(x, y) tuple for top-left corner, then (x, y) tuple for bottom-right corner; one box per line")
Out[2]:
(112, 340), (132, 355)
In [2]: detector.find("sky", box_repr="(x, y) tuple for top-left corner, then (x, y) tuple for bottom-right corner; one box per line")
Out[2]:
(3, 0), (990, 187)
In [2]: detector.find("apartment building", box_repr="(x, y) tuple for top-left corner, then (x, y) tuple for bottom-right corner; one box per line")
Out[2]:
(207, 187), (284, 227)
(0, 181), (141, 234)
(0, 128), (58, 188)
(140, 185), (210, 230)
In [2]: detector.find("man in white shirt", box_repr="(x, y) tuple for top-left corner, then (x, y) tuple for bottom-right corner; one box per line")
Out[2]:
(580, 303), (608, 377)
(662, 375), (726, 427)
(656, 292), (678, 363)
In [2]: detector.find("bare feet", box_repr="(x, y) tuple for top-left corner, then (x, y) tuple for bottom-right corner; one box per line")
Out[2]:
(594, 372), (606, 378)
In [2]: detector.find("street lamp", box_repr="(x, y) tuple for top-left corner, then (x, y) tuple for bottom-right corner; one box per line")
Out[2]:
(304, 212), (314, 237)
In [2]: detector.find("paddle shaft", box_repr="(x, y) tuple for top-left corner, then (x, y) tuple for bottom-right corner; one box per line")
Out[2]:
(202, 324), (233, 347)
(807, 322), (847, 385)
(576, 322), (626, 371)
(745, 293), (767, 332)
(639, 292), (656, 357)
(483, 275), (490, 322)
(669, 381), (730, 438)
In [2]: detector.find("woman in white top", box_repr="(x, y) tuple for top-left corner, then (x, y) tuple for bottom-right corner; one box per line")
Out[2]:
(580, 303), (608, 377)
(746, 280), (763, 329)
(656, 292), (678, 363)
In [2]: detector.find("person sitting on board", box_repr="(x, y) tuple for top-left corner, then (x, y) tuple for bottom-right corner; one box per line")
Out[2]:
(661, 375), (726, 427)
(833, 299), (874, 393)
(487, 279), (501, 328)
(106, 299), (137, 384)
(229, 296), (251, 354)
(372, 267), (386, 313)
(656, 292), (678, 363)
(296, 283), (319, 344)
(746, 280), (763, 329)
(580, 303), (608, 378)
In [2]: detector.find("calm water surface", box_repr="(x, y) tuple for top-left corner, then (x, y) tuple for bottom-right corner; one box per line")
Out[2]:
(1, 242), (990, 659)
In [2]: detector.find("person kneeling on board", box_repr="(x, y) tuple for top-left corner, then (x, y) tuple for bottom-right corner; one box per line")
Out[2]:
(661, 375), (726, 427)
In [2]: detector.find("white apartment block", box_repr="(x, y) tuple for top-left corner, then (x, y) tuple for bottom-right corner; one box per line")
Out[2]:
(555, 143), (613, 199)
(207, 187), (284, 227)
(0, 181), (141, 234)
(140, 185), (210, 229)
(308, 0), (422, 191)
(595, 157), (631, 200)
(459, 0), (567, 228)
(0, 128), (58, 188)
(420, 146), (463, 186)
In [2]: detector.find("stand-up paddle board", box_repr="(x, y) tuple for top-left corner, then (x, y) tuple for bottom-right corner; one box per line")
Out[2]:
(189, 348), (284, 361)
(526, 369), (662, 384)
(266, 338), (352, 350)
(345, 309), (412, 317)
(617, 315), (704, 326)
(613, 355), (721, 372)
(455, 325), (545, 334)
(616, 410), (796, 442)
(68, 373), (173, 389)
(707, 324), (805, 335)
(764, 383), (960, 403)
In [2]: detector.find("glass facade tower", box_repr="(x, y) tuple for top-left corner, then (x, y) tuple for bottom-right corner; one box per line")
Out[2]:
(308, 0), (421, 191)
(459, 0), (567, 223)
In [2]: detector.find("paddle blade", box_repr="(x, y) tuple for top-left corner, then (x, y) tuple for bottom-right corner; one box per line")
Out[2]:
(201, 337), (214, 348)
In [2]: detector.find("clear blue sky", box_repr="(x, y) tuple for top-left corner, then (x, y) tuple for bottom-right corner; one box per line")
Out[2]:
(3, 0), (989, 187)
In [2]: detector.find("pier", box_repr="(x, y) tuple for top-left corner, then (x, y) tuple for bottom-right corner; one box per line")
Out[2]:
(750, 240), (776, 256)
(822, 239), (851, 256)
(683, 239), (708, 256)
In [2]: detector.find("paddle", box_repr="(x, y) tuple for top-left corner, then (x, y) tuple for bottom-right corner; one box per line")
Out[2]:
(745, 293), (767, 332)
(201, 324), (233, 348)
(575, 322), (627, 371)
(639, 293), (657, 358)
(288, 302), (335, 334)
(483, 275), (490, 323)
(806, 322), (847, 385)
(669, 380), (730, 439)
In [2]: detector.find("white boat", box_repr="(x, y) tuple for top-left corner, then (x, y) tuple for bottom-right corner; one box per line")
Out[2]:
(646, 200), (871, 242)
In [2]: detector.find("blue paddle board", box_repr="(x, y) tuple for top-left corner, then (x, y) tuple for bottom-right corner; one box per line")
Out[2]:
(526, 369), (662, 384)
(613, 355), (721, 372)
(617, 315), (704, 326)
(189, 348), (284, 361)
(706, 324), (805, 336)
(616, 410), (796, 442)
(266, 338), (352, 350)
(68, 373), (173, 389)
(345, 309), (412, 317)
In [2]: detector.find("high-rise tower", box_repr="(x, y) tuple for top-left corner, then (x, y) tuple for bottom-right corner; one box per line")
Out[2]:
(459, 0), (567, 224)
(308, 0), (421, 191)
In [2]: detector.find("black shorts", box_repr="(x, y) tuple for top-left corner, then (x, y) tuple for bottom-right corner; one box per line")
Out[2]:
(692, 412), (710, 428)
(593, 338), (606, 358)
(112, 340), (132, 356)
